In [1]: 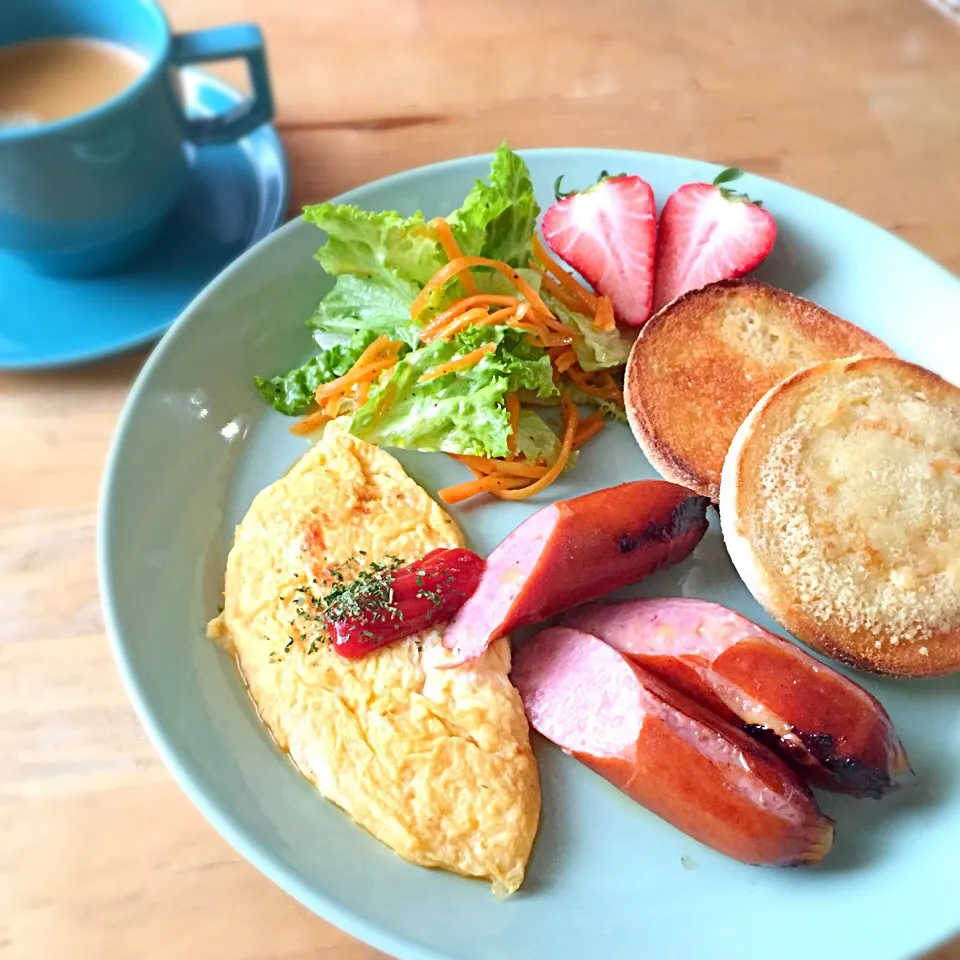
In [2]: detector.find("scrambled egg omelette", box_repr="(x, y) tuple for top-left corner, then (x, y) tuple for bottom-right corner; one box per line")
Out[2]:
(208, 421), (540, 895)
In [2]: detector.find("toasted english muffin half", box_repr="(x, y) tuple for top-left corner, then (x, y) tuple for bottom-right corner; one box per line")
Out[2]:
(625, 279), (894, 501)
(720, 355), (960, 677)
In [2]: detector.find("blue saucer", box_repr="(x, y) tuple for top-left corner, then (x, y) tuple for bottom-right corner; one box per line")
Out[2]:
(0, 70), (289, 371)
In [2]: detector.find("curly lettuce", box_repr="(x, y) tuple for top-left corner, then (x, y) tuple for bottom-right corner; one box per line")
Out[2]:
(349, 327), (556, 457)
(541, 291), (634, 372)
(447, 142), (539, 267)
(254, 329), (382, 416)
(306, 274), (419, 348)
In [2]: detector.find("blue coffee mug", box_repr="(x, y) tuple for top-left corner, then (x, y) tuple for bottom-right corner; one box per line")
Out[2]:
(0, 0), (274, 275)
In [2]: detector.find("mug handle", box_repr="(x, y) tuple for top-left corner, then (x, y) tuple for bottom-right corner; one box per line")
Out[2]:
(169, 24), (274, 146)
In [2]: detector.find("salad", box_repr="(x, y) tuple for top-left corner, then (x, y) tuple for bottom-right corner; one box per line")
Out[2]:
(255, 144), (775, 503)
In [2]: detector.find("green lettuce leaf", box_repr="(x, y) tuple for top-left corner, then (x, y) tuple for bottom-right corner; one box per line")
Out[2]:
(513, 409), (580, 472)
(470, 265), (543, 299)
(456, 325), (556, 397)
(447, 143), (539, 266)
(348, 327), (557, 457)
(303, 203), (443, 293)
(515, 409), (560, 462)
(566, 385), (628, 423)
(526, 385), (629, 423)
(542, 291), (634, 372)
(303, 199), (464, 333)
(306, 275), (419, 347)
(254, 329), (382, 416)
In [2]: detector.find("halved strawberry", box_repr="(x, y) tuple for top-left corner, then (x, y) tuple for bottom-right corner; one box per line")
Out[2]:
(541, 173), (657, 327)
(652, 168), (776, 312)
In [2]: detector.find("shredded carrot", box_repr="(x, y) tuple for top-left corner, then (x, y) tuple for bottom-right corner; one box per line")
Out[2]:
(471, 305), (519, 330)
(572, 411), (606, 449)
(418, 342), (496, 383)
(492, 461), (550, 480)
(565, 363), (620, 402)
(448, 454), (486, 478)
(289, 409), (330, 436)
(497, 394), (579, 501)
(448, 454), (493, 475)
(521, 306), (581, 345)
(531, 235), (617, 335)
(533, 333), (576, 348)
(429, 217), (477, 295)
(373, 378), (397, 421)
(429, 305), (521, 343)
(354, 376), (373, 407)
(410, 256), (556, 322)
(438, 473), (531, 505)
(536, 270), (589, 315)
(580, 372), (622, 408)
(418, 294), (519, 342)
(444, 394), (587, 502)
(505, 316), (573, 347)
(539, 311), (581, 339)
(506, 393), (520, 457)
(423, 307), (491, 343)
(564, 364), (600, 392)
(505, 318), (550, 337)
(594, 295), (616, 332)
(532, 235), (599, 312)
(377, 338), (407, 361)
(577, 410), (606, 430)
(552, 347), (579, 374)
(352, 334), (391, 368)
(314, 356), (398, 401)
(573, 420), (605, 449)
(453, 454), (549, 479)
(436, 306), (511, 342)
(291, 337), (404, 433)
(595, 370), (625, 407)
(503, 271), (554, 321)
(538, 330), (577, 347)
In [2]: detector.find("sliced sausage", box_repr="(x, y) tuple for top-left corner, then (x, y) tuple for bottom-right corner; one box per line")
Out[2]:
(512, 627), (834, 866)
(562, 598), (910, 797)
(442, 481), (709, 666)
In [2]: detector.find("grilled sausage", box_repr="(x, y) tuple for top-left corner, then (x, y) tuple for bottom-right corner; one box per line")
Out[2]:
(562, 598), (910, 797)
(512, 627), (834, 865)
(442, 481), (709, 666)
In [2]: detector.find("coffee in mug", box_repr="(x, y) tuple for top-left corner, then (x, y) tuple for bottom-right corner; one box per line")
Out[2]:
(0, 0), (273, 276)
(0, 38), (147, 130)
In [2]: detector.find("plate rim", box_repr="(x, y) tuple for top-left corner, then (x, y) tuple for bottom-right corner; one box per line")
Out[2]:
(98, 146), (960, 960)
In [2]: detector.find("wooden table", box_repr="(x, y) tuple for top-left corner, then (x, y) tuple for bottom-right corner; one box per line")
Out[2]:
(2, 2), (958, 958)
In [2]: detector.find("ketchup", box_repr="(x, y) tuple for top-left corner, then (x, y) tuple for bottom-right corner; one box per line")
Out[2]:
(325, 548), (484, 659)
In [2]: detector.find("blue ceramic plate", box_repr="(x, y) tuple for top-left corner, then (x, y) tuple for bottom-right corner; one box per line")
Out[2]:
(100, 150), (960, 960)
(0, 69), (288, 371)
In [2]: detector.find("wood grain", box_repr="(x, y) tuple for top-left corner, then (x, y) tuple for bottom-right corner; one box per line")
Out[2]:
(1, 1), (957, 958)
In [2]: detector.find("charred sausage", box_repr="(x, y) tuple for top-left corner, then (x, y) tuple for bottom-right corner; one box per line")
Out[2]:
(562, 598), (910, 797)
(442, 481), (709, 666)
(512, 627), (834, 866)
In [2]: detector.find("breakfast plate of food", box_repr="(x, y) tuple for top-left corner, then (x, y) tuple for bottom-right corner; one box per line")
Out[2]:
(99, 146), (960, 960)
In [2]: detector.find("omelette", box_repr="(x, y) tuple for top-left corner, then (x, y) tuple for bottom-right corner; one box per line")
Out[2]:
(208, 421), (540, 895)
